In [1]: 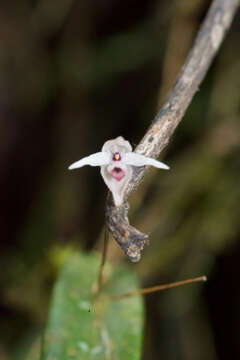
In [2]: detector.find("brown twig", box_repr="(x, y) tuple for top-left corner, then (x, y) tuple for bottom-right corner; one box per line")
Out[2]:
(106, 0), (239, 262)
(108, 276), (207, 301)
(96, 226), (109, 293)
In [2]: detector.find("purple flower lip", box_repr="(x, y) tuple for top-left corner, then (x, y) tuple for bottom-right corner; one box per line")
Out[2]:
(110, 167), (125, 181)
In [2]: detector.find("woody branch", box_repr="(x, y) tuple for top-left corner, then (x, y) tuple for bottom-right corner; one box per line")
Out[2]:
(106, 0), (239, 262)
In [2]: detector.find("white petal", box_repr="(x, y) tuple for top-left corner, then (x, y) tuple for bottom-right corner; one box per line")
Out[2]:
(123, 152), (170, 170)
(68, 152), (110, 170)
(102, 136), (132, 154)
(101, 165), (132, 206)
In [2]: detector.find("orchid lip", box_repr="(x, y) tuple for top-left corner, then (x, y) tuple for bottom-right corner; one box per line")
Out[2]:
(110, 167), (125, 181)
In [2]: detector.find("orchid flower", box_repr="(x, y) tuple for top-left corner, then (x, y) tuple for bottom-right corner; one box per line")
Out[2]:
(68, 136), (169, 206)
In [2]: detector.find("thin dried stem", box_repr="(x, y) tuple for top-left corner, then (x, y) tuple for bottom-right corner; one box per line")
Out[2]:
(108, 276), (207, 301)
(96, 226), (109, 293)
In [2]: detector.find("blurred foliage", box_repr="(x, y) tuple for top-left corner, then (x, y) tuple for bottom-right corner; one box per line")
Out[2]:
(41, 251), (143, 360)
(0, 0), (239, 359)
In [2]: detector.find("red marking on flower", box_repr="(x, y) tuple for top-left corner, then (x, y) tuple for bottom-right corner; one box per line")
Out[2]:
(112, 152), (121, 161)
(110, 167), (125, 181)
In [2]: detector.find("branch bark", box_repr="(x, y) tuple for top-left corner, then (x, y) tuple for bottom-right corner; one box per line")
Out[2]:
(106, 0), (239, 262)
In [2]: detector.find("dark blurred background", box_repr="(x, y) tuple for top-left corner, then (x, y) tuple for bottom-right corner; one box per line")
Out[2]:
(0, 0), (239, 359)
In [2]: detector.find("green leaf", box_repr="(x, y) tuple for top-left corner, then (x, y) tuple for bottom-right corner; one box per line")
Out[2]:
(41, 252), (144, 360)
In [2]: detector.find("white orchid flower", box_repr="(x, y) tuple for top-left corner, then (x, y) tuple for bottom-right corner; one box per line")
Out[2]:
(68, 136), (169, 206)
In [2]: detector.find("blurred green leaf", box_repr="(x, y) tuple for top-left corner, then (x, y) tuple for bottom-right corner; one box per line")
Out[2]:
(41, 252), (143, 360)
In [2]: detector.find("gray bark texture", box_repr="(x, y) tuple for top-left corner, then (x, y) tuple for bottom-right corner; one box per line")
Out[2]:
(106, 0), (240, 262)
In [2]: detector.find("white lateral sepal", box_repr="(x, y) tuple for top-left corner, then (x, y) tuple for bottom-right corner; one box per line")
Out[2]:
(123, 152), (170, 170)
(68, 152), (110, 170)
